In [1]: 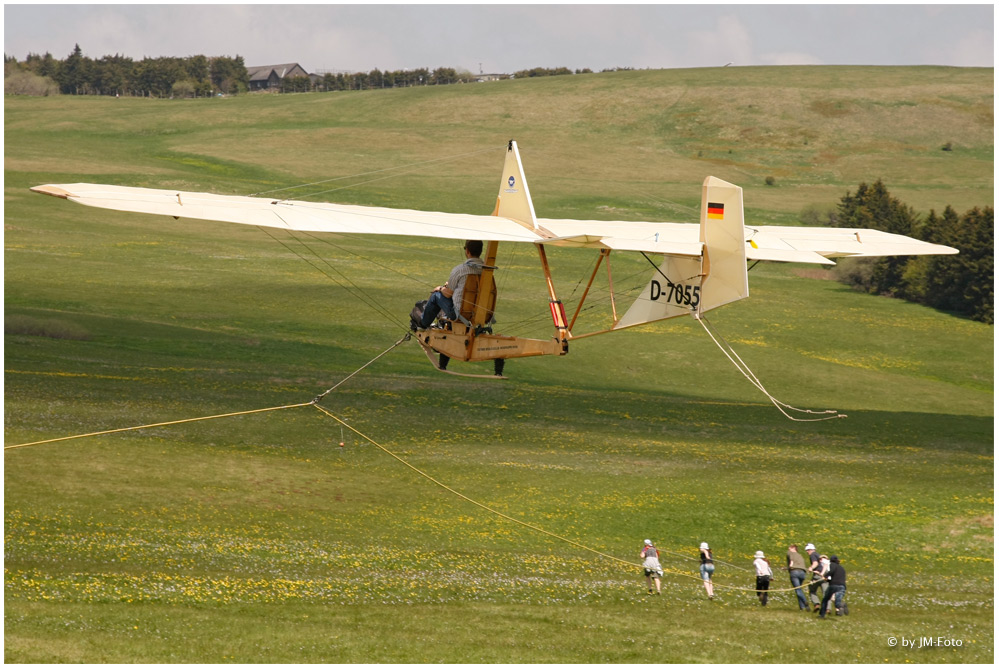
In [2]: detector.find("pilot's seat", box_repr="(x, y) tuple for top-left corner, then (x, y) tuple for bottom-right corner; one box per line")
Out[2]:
(458, 271), (497, 331)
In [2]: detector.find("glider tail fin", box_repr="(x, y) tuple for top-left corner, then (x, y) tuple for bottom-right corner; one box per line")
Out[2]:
(697, 176), (749, 314)
(492, 140), (539, 231)
(615, 176), (748, 329)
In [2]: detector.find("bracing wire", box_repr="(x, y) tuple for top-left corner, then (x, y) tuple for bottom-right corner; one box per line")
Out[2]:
(289, 229), (432, 291)
(245, 145), (513, 333)
(256, 223), (410, 331)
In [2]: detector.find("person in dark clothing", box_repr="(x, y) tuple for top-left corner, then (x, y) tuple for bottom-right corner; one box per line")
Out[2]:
(818, 555), (848, 618)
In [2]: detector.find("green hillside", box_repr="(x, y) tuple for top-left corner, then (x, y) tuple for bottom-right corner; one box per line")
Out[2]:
(4, 66), (993, 663)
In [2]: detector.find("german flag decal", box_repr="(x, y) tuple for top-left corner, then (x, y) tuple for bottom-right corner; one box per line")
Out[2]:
(707, 202), (725, 219)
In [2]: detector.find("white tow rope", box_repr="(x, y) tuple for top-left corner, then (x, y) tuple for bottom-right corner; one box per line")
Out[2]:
(696, 314), (847, 422)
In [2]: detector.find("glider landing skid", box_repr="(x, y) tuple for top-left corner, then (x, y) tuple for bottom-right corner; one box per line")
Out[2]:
(417, 339), (508, 380)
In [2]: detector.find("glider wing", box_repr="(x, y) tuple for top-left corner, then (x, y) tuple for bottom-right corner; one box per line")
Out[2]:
(29, 183), (543, 244)
(30, 183), (956, 262)
(744, 225), (958, 261)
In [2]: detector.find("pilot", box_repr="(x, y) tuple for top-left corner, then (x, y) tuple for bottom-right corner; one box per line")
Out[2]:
(419, 240), (484, 329)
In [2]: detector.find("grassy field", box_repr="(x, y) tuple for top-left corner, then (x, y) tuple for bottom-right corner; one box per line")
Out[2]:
(4, 66), (994, 663)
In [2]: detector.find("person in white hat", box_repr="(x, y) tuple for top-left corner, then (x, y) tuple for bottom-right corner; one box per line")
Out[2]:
(752, 550), (773, 606)
(805, 543), (824, 611)
(640, 539), (663, 595)
(698, 542), (715, 599)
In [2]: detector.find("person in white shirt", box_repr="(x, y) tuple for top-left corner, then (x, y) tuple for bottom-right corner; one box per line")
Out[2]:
(752, 550), (773, 606)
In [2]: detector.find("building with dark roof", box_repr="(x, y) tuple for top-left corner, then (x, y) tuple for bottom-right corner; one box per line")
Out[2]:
(246, 63), (311, 91)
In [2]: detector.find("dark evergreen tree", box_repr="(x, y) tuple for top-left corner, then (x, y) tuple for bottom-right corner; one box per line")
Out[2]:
(24, 51), (60, 79)
(57, 44), (93, 94)
(922, 207), (994, 323)
(836, 180), (920, 297)
(94, 54), (133, 95)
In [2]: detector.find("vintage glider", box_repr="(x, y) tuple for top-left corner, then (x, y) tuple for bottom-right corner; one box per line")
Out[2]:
(32, 141), (957, 377)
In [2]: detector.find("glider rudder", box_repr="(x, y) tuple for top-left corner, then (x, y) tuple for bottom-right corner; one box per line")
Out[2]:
(615, 176), (748, 329)
(492, 140), (539, 231)
(698, 176), (749, 313)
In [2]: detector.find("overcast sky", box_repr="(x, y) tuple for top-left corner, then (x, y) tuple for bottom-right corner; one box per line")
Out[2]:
(3, 3), (994, 74)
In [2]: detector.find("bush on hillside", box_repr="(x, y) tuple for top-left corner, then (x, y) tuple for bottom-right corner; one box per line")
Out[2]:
(4, 61), (58, 96)
(799, 203), (838, 227)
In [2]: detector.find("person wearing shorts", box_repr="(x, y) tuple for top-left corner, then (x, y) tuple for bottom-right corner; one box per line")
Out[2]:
(699, 542), (715, 600)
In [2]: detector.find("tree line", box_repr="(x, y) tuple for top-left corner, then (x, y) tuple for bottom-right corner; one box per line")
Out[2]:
(6, 45), (248, 97)
(512, 67), (593, 78)
(296, 67), (489, 93)
(826, 180), (992, 323)
(5, 45), (619, 97)
(4, 49), (479, 96)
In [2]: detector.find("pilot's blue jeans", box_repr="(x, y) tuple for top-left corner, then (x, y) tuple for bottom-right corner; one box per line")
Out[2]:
(789, 569), (808, 610)
(420, 290), (456, 328)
